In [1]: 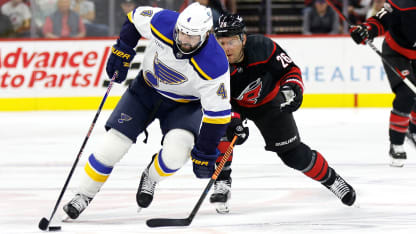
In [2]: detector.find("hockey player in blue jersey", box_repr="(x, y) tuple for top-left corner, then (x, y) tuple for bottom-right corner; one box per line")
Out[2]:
(63, 2), (231, 219)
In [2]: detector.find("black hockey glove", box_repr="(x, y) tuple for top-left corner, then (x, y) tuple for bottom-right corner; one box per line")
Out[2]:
(278, 82), (303, 113)
(350, 24), (376, 45)
(106, 39), (135, 83)
(226, 113), (249, 145)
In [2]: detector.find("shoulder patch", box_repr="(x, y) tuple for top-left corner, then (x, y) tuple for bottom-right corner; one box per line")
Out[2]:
(388, 0), (416, 11)
(150, 10), (178, 46)
(245, 35), (277, 67)
(190, 35), (229, 80)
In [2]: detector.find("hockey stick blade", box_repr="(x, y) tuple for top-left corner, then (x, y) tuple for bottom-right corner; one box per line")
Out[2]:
(39, 217), (49, 231)
(146, 217), (191, 227)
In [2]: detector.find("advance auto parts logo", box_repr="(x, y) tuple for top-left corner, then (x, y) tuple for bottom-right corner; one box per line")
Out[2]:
(0, 46), (110, 88)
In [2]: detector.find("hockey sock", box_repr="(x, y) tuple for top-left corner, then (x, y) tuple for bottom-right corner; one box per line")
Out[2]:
(215, 139), (233, 180)
(216, 139), (234, 163)
(389, 109), (410, 144)
(78, 154), (114, 197)
(148, 150), (180, 183)
(408, 111), (416, 133)
(303, 151), (335, 185)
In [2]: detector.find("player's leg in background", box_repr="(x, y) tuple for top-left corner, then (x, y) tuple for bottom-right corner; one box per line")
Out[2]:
(136, 101), (203, 209)
(209, 136), (233, 214)
(382, 41), (416, 167)
(404, 60), (416, 150)
(388, 89), (411, 167)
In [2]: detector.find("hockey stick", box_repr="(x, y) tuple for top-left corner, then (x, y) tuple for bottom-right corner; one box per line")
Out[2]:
(325, 0), (416, 94)
(146, 135), (238, 228)
(38, 71), (118, 231)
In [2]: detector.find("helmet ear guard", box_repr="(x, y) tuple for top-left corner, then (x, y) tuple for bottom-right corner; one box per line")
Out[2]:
(214, 14), (246, 38)
(174, 2), (213, 54)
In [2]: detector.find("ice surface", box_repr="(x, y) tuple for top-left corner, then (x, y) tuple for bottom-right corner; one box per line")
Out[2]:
(1, 108), (416, 234)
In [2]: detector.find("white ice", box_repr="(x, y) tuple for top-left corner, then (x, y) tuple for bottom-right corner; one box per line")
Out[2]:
(1, 108), (416, 234)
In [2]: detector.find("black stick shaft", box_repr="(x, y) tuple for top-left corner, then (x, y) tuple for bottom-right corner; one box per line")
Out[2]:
(146, 135), (238, 227)
(39, 72), (117, 230)
(325, 0), (416, 94)
(187, 135), (238, 222)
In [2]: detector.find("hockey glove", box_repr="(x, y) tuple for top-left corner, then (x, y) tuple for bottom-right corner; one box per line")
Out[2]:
(190, 147), (219, 178)
(350, 24), (376, 45)
(278, 82), (303, 113)
(106, 39), (136, 83)
(226, 113), (249, 145)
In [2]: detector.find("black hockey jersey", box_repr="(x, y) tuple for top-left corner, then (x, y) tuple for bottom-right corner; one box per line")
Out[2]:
(229, 34), (303, 108)
(366, 0), (416, 59)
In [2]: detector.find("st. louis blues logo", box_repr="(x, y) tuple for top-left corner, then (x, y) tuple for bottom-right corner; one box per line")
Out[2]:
(118, 113), (132, 124)
(144, 53), (187, 87)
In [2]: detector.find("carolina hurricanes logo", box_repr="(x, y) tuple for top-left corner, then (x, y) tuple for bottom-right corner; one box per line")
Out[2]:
(236, 78), (262, 104)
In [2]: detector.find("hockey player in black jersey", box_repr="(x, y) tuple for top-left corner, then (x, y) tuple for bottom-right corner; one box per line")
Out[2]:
(209, 14), (356, 214)
(350, 0), (416, 167)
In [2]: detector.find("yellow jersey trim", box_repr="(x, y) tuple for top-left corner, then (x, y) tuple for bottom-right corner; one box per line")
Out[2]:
(150, 24), (173, 45)
(203, 116), (231, 124)
(191, 57), (212, 80)
(127, 11), (133, 23)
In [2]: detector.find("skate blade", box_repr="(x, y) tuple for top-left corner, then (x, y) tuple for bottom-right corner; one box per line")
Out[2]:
(61, 214), (71, 222)
(137, 207), (142, 213)
(390, 158), (405, 167)
(213, 202), (229, 214)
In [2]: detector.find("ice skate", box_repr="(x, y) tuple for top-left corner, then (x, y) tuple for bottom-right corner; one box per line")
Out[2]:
(389, 144), (406, 167)
(209, 178), (231, 214)
(324, 174), (356, 206)
(63, 193), (92, 219)
(136, 167), (157, 209)
(406, 131), (416, 147)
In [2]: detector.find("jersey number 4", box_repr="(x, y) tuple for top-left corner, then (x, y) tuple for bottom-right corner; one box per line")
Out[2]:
(217, 83), (228, 99)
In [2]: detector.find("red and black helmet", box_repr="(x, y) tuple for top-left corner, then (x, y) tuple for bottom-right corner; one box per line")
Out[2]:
(214, 14), (246, 38)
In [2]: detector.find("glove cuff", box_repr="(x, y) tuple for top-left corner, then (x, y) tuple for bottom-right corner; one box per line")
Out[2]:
(282, 79), (304, 94)
(231, 112), (241, 119)
(191, 147), (220, 161)
(116, 39), (136, 58)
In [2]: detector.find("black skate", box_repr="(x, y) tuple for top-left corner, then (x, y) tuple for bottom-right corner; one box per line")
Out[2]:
(324, 174), (356, 206)
(209, 178), (231, 214)
(63, 193), (92, 219)
(389, 144), (406, 167)
(136, 167), (157, 209)
(406, 131), (416, 147)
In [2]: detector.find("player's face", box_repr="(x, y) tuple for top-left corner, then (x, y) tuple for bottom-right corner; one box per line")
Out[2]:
(176, 31), (202, 53)
(217, 35), (245, 64)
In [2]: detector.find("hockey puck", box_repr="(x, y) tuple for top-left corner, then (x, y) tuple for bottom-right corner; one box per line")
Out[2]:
(48, 226), (62, 231)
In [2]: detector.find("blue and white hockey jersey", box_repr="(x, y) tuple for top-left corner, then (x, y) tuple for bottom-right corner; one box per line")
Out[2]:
(125, 7), (231, 153)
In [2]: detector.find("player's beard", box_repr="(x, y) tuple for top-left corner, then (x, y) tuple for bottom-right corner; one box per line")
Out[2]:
(179, 42), (195, 53)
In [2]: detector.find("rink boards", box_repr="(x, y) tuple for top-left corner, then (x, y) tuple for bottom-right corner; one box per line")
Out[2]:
(0, 36), (393, 111)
